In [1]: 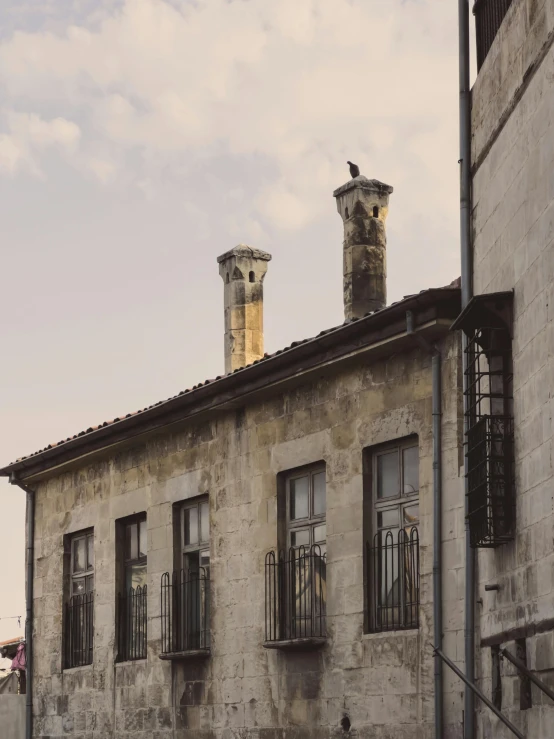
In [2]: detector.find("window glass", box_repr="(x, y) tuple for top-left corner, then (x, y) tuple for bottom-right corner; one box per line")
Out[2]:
(290, 476), (309, 520)
(377, 451), (399, 498)
(200, 501), (210, 543)
(126, 522), (139, 560)
(403, 446), (419, 494)
(377, 509), (398, 530)
(73, 538), (87, 573)
(313, 471), (326, 516)
(403, 503), (419, 528)
(291, 529), (310, 548)
(184, 506), (199, 546)
(126, 562), (147, 592)
(139, 520), (147, 558)
(313, 523), (326, 544)
(87, 536), (94, 570)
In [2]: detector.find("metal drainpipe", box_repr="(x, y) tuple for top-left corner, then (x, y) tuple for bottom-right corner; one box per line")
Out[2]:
(406, 312), (442, 739)
(458, 0), (475, 737)
(10, 474), (35, 739)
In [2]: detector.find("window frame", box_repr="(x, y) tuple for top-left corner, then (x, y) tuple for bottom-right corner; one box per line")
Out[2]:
(69, 529), (95, 597)
(64, 528), (95, 669)
(121, 514), (147, 592)
(285, 465), (326, 552)
(180, 496), (210, 574)
(364, 437), (420, 634)
(372, 439), (420, 539)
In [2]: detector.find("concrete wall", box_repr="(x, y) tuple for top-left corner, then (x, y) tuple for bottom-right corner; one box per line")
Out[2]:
(0, 695), (26, 739)
(29, 333), (464, 739)
(471, 0), (554, 735)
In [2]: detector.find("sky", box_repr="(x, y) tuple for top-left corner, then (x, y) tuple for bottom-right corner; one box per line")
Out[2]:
(0, 0), (474, 641)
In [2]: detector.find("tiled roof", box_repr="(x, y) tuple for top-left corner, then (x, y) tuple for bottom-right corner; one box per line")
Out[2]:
(3, 279), (460, 473)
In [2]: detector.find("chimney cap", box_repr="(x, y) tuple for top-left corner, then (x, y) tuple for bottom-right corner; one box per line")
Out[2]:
(333, 176), (393, 199)
(217, 244), (272, 264)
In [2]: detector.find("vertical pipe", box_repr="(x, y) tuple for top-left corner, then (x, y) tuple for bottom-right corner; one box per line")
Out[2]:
(10, 476), (34, 739)
(432, 351), (443, 738)
(459, 0), (475, 736)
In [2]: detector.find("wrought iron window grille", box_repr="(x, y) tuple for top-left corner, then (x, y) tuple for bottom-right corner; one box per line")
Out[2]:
(264, 544), (326, 645)
(473, 0), (514, 70)
(160, 568), (210, 656)
(64, 591), (94, 668)
(366, 527), (420, 633)
(453, 291), (515, 548)
(117, 585), (147, 662)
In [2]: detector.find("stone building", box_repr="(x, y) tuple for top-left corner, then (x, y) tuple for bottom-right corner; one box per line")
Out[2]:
(1, 176), (468, 738)
(455, 0), (554, 736)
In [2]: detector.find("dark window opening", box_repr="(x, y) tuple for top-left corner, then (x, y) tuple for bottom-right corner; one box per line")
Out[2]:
(345, 207), (349, 219)
(373, 206), (379, 218)
(226, 273), (229, 284)
(491, 646), (502, 709)
(249, 271), (255, 283)
(517, 639), (532, 710)
(265, 465), (326, 644)
(453, 291), (514, 548)
(117, 515), (147, 662)
(64, 530), (94, 669)
(364, 438), (420, 633)
(161, 497), (211, 655)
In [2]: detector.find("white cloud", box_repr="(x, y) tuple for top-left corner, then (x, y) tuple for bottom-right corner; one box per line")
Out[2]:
(0, 111), (80, 175)
(0, 0), (460, 230)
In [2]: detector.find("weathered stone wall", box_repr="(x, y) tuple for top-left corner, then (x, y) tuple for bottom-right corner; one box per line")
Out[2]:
(30, 332), (464, 739)
(472, 0), (554, 735)
(0, 695), (26, 739)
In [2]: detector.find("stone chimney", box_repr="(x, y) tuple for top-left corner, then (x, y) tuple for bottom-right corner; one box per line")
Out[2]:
(217, 245), (272, 374)
(333, 176), (394, 320)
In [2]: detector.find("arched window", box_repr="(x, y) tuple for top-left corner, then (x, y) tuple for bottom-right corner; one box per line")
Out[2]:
(226, 273), (230, 284)
(249, 271), (255, 283)
(345, 207), (349, 219)
(373, 206), (379, 218)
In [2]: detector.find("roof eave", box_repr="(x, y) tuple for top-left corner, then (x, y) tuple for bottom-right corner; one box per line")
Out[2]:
(1, 287), (461, 481)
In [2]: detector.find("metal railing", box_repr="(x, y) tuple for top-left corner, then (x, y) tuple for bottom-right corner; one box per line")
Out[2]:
(366, 527), (419, 633)
(64, 592), (94, 668)
(160, 569), (210, 654)
(265, 545), (326, 642)
(117, 585), (147, 662)
(432, 645), (525, 739)
(474, 0), (514, 69)
(467, 415), (514, 547)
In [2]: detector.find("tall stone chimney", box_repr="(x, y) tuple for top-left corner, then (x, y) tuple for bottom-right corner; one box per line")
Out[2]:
(333, 176), (394, 319)
(217, 245), (272, 374)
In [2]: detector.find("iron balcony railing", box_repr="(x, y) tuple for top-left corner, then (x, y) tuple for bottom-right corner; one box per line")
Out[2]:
(64, 592), (94, 668)
(265, 545), (326, 643)
(160, 569), (210, 655)
(467, 414), (514, 547)
(117, 585), (147, 662)
(474, 0), (514, 69)
(366, 527), (419, 633)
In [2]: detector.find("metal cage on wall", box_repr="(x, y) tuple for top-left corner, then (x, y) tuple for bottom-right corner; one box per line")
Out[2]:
(473, 0), (514, 70)
(264, 545), (326, 644)
(453, 291), (515, 548)
(160, 569), (210, 655)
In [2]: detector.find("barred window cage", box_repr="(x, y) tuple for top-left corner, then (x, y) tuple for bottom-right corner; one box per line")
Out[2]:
(264, 545), (326, 645)
(160, 569), (210, 655)
(117, 585), (147, 662)
(474, 0), (514, 70)
(366, 527), (420, 633)
(453, 291), (515, 548)
(64, 591), (94, 668)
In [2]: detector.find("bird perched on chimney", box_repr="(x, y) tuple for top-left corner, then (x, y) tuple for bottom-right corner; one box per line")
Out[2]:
(347, 161), (360, 178)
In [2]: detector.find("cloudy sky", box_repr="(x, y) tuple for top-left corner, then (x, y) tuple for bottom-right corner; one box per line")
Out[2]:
(0, 0), (473, 640)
